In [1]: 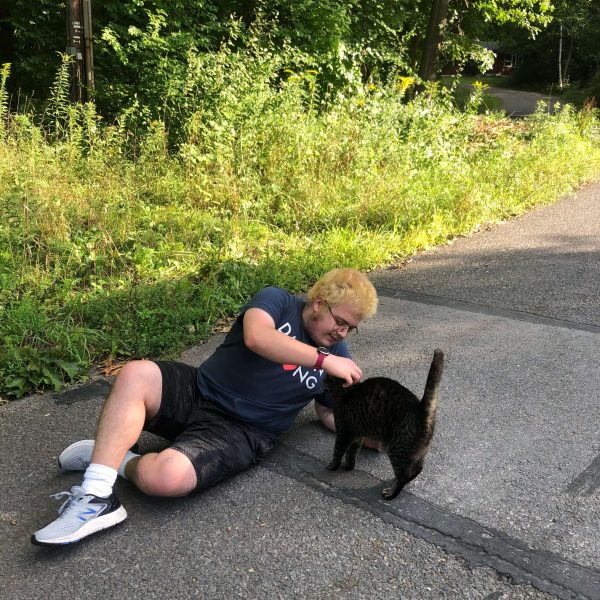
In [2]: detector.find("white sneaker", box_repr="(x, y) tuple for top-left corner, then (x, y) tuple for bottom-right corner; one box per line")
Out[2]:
(59, 439), (140, 478)
(58, 439), (95, 471)
(32, 486), (127, 546)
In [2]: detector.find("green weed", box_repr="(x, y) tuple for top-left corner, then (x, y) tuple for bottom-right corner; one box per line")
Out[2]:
(1, 57), (600, 399)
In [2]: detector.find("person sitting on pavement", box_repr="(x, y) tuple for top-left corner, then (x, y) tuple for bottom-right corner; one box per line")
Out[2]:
(32, 267), (379, 546)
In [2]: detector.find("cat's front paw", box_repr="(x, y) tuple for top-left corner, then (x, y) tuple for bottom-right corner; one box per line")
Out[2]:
(342, 459), (356, 471)
(327, 461), (340, 471)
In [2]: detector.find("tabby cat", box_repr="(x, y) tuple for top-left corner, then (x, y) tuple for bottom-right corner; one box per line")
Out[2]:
(325, 349), (444, 500)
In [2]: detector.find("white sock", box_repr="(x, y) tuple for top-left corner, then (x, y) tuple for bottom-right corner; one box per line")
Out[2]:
(82, 463), (117, 498)
(118, 449), (140, 480)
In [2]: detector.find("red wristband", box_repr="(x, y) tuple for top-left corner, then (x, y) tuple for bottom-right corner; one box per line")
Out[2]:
(314, 352), (326, 370)
(314, 347), (330, 369)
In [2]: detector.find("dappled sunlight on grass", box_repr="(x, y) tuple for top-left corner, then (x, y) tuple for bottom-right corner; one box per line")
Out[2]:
(1, 81), (600, 398)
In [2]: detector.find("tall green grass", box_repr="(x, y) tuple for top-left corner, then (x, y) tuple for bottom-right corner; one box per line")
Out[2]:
(1, 53), (600, 399)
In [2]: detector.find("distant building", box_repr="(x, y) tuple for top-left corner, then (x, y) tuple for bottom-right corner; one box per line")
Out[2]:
(480, 41), (522, 75)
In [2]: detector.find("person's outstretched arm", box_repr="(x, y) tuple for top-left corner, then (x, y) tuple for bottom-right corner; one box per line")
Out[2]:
(243, 307), (362, 386)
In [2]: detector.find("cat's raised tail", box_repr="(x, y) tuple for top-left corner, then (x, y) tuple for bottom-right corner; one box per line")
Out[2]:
(420, 349), (445, 435)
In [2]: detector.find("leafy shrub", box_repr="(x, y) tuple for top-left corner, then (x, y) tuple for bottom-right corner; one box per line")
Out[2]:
(1, 51), (600, 399)
(1, 297), (94, 397)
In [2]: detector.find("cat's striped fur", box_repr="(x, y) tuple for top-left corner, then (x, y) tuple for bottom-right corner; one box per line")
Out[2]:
(325, 349), (444, 499)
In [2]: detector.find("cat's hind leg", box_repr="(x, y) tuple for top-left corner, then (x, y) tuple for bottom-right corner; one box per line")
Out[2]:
(341, 440), (362, 470)
(327, 430), (355, 471)
(383, 458), (424, 500)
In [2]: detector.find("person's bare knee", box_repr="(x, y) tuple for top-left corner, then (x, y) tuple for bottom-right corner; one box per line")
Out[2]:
(129, 449), (197, 497)
(111, 360), (162, 418)
(91, 360), (163, 469)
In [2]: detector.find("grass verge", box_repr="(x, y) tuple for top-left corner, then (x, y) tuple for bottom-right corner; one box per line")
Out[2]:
(1, 80), (600, 399)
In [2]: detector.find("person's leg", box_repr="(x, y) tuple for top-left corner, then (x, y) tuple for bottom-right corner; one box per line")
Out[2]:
(81, 358), (200, 497)
(57, 360), (164, 493)
(162, 403), (278, 496)
(32, 360), (174, 546)
(92, 359), (162, 469)
(124, 449), (197, 496)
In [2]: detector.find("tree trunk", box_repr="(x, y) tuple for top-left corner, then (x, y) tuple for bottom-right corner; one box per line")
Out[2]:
(564, 39), (573, 86)
(558, 22), (563, 90)
(418, 0), (450, 83)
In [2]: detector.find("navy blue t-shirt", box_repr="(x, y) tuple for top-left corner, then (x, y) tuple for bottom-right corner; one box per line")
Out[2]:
(196, 287), (351, 436)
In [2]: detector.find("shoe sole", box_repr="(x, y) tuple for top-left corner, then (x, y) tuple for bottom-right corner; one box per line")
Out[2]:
(31, 505), (128, 546)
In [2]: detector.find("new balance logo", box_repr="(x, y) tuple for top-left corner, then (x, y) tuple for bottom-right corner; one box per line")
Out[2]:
(77, 505), (102, 522)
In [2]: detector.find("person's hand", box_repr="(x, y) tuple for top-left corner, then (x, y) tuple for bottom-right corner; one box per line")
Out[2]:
(322, 355), (362, 387)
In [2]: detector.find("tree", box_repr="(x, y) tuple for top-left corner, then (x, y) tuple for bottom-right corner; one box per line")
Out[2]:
(552, 0), (599, 87)
(2, 1), (417, 108)
(501, 0), (600, 89)
(419, 0), (450, 82)
(2, 0), (559, 112)
(416, 0), (555, 80)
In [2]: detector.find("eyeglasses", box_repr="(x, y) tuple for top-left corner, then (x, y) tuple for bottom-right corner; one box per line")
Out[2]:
(326, 303), (358, 335)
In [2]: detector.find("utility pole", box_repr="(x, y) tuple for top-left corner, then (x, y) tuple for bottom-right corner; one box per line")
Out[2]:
(66, 0), (94, 102)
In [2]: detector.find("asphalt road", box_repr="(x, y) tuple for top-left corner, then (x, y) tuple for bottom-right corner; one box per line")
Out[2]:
(1, 180), (599, 600)
(460, 84), (560, 117)
(485, 87), (560, 117)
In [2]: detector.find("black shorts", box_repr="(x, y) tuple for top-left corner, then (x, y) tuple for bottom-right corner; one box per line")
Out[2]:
(144, 361), (277, 492)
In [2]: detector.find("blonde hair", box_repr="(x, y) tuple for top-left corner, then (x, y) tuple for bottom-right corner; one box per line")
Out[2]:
(307, 268), (378, 319)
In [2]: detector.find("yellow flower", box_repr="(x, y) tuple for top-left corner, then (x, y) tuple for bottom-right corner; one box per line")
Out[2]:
(397, 76), (415, 93)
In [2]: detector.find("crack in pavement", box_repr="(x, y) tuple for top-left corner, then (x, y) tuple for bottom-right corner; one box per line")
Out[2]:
(261, 444), (600, 600)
